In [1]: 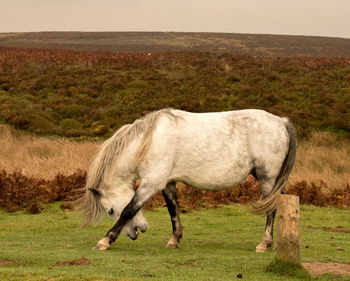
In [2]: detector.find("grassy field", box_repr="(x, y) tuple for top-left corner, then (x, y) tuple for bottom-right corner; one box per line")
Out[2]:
(0, 203), (349, 281)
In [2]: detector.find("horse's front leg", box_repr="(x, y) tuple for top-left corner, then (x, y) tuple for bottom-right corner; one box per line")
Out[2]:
(256, 210), (276, 252)
(162, 182), (183, 248)
(93, 180), (159, 250)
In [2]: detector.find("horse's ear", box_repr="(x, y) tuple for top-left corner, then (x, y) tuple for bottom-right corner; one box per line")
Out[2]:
(89, 188), (101, 197)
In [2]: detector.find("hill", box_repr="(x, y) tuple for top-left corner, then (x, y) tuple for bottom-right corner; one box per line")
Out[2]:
(0, 31), (350, 57)
(0, 47), (349, 139)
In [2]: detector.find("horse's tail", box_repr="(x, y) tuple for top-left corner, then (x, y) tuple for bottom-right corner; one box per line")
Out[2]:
(252, 120), (297, 215)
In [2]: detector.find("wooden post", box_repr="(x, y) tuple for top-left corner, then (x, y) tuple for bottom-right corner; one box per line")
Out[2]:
(276, 194), (300, 264)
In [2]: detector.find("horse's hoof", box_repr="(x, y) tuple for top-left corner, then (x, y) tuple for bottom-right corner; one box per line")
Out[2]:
(93, 244), (109, 250)
(166, 243), (179, 248)
(166, 236), (179, 248)
(255, 244), (267, 253)
(93, 237), (110, 251)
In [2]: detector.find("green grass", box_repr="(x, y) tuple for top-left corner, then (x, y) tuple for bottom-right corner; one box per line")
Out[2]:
(0, 203), (349, 280)
(266, 258), (312, 280)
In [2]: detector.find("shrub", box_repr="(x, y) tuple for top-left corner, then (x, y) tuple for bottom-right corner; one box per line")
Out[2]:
(0, 83), (9, 91)
(90, 121), (110, 136)
(59, 104), (85, 119)
(0, 104), (30, 130)
(60, 119), (82, 130)
(12, 115), (30, 130)
(60, 119), (85, 137)
(0, 89), (9, 96)
(28, 115), (56, 135)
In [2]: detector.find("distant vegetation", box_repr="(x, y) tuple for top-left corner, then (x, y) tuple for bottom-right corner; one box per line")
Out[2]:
(1, 31), (350, 57)
(0, 47), (349, 139)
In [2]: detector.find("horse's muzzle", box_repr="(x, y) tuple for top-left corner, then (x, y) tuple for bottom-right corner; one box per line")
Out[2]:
(127, 227), (139, 240)
(138, 222), (148, 233)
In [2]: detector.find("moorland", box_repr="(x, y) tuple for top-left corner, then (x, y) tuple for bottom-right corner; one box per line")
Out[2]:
(0, 47), (349, 139)
(0, 31), (349, 280)
(1, 31), (350, 57)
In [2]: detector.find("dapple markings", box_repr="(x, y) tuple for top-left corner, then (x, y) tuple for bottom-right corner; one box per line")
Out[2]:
(78, 108), (296, 252)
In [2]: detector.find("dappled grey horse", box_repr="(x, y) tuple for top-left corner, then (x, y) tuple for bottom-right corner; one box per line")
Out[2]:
(78, 108), (296, 252)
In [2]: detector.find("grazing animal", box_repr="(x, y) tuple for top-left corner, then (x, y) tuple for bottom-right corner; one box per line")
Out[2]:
(78, 108), (296, 252)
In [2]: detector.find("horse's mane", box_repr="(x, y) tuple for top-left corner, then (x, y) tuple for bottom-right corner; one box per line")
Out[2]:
(77, 108), (177, 225)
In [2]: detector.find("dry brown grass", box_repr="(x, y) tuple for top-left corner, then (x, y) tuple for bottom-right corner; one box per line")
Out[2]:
(289, 131), (350, 190)
(0, 126), (348, 190)
(0, 126), (99, 179)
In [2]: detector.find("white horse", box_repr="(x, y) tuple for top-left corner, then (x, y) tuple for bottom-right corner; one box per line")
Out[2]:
(78, 108), (296, 252)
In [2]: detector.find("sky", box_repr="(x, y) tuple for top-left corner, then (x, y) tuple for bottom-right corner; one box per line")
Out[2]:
(0, 0), (349, 38)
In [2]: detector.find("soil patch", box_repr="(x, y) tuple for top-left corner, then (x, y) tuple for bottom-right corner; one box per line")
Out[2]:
(0, 259), (14, 266)
(302, 262), (350, 277)
(50, 257), (90, 267)
(322, 226), (350, 233)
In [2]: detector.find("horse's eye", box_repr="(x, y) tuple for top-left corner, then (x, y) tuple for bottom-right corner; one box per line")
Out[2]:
(108, 208), (114, 215)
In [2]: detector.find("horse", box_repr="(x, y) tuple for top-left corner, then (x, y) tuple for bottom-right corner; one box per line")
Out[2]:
(78, 108), (296, 252)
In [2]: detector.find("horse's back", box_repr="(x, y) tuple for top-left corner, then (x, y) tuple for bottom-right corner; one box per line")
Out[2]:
(144, 109), (290, 190)
(170, 109), (289, 148)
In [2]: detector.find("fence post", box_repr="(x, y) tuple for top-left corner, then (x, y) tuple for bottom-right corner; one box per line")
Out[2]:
(276, 194), (300, 264)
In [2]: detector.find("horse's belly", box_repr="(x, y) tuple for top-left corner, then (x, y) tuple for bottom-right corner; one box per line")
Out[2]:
(176, 173), (250, 191)
(170, 157), (252, 191)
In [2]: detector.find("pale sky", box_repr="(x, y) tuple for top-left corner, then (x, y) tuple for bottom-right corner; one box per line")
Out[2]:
(0, 0), (349, 38)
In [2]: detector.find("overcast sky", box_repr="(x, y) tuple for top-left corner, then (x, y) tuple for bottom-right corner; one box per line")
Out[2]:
(1, 0), (349, 38)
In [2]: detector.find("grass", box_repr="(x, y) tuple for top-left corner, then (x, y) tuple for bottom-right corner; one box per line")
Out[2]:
(289, 131), (350, 190)
(0, 125), (99, 179)
(0, 203), (349, 281)
(265, 258), (312, 280)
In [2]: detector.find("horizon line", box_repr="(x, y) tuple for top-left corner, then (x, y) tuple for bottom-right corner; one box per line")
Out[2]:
(0, 30), (349, 40)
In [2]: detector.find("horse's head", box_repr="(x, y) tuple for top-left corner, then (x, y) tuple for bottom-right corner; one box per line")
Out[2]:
(99, 187), (148, 240)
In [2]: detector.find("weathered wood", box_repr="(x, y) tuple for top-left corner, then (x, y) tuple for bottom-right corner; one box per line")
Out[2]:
(276, 194), (300, 264)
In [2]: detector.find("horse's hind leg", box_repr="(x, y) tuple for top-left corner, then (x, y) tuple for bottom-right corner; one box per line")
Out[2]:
(256, 189), (285, 252)
(162, 182), (183, 248)
(255, 175), (278, 252)
(255, 210), (276, 252)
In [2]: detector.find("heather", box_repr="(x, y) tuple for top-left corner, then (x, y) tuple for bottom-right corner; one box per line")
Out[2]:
(0, 47), (349, 139)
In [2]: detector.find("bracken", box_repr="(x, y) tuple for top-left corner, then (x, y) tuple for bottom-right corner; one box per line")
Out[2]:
(0, 170), (349, 213)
